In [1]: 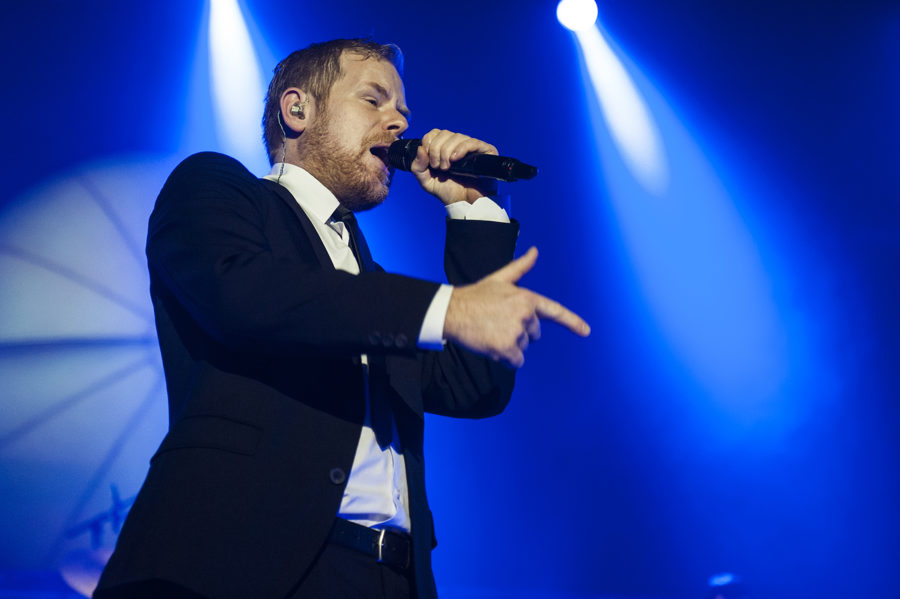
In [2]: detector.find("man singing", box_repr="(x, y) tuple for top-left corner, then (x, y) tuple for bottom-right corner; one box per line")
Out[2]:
(95, 38), (589, 599)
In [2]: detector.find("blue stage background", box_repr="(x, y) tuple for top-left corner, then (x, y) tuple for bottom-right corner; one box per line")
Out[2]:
(1, 1), (898, 598)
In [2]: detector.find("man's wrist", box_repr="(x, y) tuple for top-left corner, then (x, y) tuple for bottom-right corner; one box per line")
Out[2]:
(444, 197), (510, 223)
(417, 284), (453, 349)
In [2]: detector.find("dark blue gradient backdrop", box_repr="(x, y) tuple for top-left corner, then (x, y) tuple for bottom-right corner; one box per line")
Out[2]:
(1, 2), (898, 598)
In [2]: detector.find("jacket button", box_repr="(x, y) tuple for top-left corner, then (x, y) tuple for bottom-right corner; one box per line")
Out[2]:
(329, 468), (346, 485)
(368, 332), (382, 345)
(381, 333), (394, 347)
(395, 334), (408, 348)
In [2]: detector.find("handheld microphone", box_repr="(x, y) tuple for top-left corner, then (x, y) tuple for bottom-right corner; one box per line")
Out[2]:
(388, 139), (538, 182)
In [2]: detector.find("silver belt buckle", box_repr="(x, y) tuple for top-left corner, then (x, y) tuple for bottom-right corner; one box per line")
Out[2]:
(375, 528), (386, 563)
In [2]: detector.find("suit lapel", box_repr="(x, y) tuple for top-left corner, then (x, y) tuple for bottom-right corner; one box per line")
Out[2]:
(261, 178), (426, 420)
(260, 178), (333, 270)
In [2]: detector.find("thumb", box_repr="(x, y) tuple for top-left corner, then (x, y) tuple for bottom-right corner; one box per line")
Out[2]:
(488, 247), (538, 284)
(410, 145), (430, 175)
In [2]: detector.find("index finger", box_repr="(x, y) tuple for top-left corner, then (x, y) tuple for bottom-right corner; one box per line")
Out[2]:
(449, 137), (498, 161)
(532, 293), (591, 337)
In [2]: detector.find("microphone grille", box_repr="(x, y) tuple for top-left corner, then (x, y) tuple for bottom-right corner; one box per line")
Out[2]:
(388, 139), (421, 171)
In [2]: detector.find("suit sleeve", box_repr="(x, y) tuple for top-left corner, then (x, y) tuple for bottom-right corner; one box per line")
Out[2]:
(419, 218), (520, 418)
(147, 152), (439, 357)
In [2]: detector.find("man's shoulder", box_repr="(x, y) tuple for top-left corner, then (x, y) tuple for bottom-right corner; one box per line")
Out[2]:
(158, 152), (271, 200)
(170, 151), (256, 181)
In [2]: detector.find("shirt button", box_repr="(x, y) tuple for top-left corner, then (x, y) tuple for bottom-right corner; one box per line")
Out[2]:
(329, 468), (346, 485)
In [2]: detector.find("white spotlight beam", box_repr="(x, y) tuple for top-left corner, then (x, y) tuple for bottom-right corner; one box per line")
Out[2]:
(575, 27), (669, 195)
(208, 0), (267, 172)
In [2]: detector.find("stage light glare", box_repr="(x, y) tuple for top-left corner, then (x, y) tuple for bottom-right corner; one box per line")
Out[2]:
(208, 0), (266, 171)
(573, 26), (787, 402)
(557, 0), (598, 32)
(577, 27), (668, 194)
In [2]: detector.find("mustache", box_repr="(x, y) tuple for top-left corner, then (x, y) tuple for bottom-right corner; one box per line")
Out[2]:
(363, 133), (400, 150)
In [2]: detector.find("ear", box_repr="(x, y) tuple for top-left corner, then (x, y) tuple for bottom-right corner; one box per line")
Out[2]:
(279, 87), (315, 135)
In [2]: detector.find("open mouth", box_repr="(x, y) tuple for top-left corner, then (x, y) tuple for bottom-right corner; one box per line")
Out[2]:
(369, 145), (391, 170)
(369, 145), (394, 185)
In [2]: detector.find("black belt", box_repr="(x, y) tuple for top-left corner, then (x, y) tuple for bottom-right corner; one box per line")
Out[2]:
(329, 518), (412, 572)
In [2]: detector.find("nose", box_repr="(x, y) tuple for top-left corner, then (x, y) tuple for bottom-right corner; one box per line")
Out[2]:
(385, 108), (408, 137)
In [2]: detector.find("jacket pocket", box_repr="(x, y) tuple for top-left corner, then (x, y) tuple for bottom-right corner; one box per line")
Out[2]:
(150, 414), (262, 463)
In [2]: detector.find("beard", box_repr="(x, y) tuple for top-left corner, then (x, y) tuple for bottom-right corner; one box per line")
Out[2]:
(297, 113), (394, 212)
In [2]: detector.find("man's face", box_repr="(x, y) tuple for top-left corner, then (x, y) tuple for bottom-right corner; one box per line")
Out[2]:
(297, 53), (410, 211)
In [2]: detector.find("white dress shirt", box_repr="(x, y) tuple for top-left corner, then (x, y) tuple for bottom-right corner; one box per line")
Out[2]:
(263, 162), (509, 532)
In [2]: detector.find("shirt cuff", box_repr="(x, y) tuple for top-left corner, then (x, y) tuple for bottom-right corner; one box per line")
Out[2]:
(417, 284), (453, 350)
(444, 196), (510, 223)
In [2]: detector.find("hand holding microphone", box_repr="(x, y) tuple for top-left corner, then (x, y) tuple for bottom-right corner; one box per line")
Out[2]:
(389, 129), (537, 206)
(389, 139), (537, 182)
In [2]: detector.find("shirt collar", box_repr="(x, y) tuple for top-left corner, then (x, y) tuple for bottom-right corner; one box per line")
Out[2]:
(263, 163), (340, 225)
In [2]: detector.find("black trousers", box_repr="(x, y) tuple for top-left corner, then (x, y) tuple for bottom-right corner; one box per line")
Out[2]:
(94, 541), (413, 599)
(287, 540), (412, 599)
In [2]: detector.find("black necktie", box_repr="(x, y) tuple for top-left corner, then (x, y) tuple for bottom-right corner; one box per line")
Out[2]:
(331, 205), (393, 448)
(332, 205), (375, 273)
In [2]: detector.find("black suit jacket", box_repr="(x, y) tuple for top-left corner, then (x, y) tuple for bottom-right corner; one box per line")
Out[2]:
(95, 152), (518, 599)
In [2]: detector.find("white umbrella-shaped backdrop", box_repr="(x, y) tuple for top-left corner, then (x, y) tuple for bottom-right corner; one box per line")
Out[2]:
(0, 155), (175, 591)
(0, 1), (270, 594)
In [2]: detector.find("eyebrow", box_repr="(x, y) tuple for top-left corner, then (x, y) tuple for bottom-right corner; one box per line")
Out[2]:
(365, 81), (411, 118)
